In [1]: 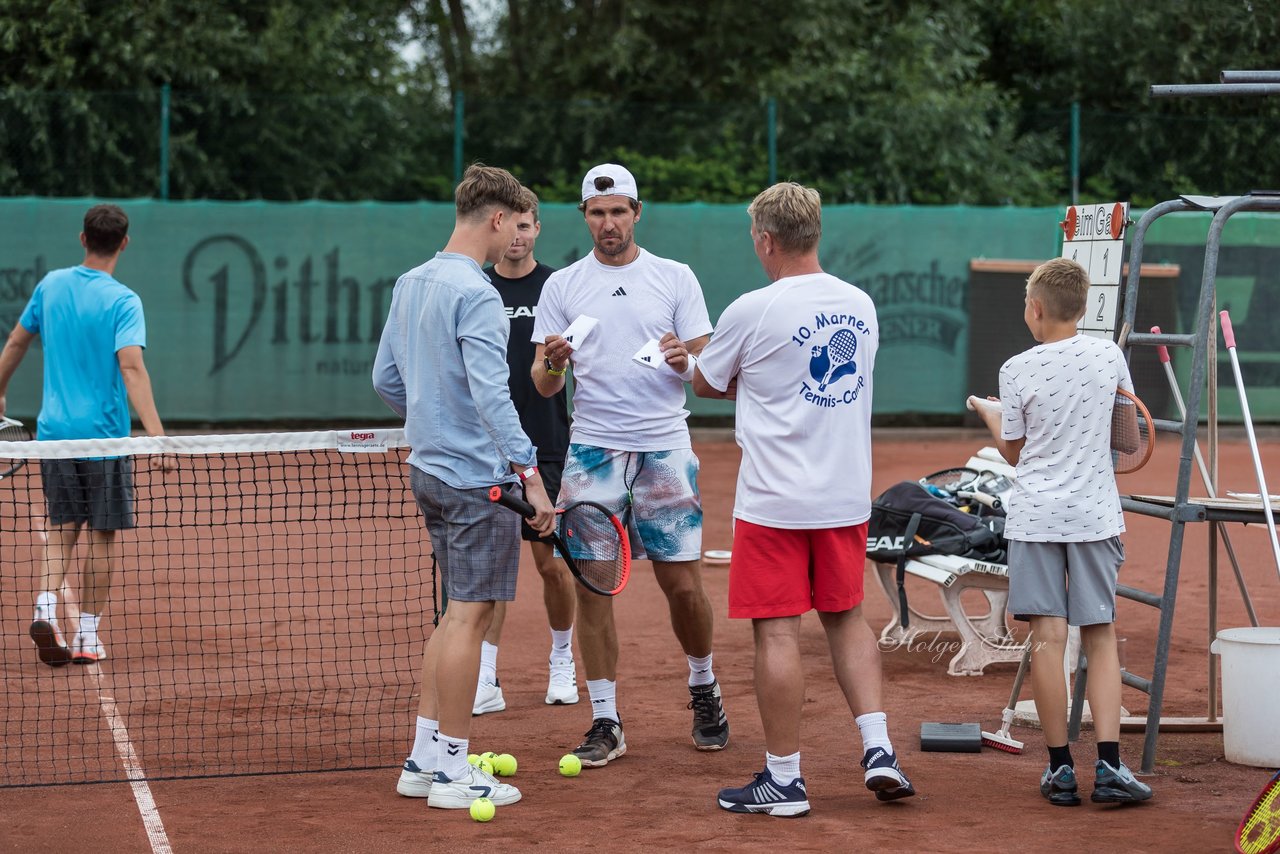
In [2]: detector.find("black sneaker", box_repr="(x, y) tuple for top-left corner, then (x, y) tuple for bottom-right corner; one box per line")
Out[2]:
(688, 681), (729, 750)
(1040, 764), (1082, 806)
(1091, 760), (1153, 804)
(573, 718), (626, 767)
(861, 747), (916, 801)
(29, 620), (71, 668)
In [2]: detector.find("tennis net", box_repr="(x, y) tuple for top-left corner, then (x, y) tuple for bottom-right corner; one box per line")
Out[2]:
(0, 428), (435, 787)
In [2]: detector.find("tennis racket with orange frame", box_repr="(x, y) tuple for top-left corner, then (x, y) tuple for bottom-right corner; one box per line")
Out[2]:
(489, 486), (631, 596)
(1110, 388), (1155, 474)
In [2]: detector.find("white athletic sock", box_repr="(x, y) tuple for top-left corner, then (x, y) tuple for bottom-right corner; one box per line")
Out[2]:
(35, 591), (58, 623)
(586, 678), (618, 722)
(78, 612), (101, 644)
(409, 716), (438, 769)
(856, 711), (892, 754)
(687, 653), (715, 687)
(766, 750), (802, 787)
(550, 628), (574, 662)
(479, 641), (499, 685)
(438, 733), (470, 781)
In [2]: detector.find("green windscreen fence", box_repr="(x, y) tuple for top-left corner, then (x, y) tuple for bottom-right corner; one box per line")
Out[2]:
(1, 199), (1278, 423)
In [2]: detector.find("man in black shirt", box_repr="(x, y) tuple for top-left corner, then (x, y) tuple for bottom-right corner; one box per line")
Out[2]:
(473, 193), (579, 713)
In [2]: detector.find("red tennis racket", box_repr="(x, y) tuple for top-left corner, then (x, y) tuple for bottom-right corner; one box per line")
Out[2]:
(489, 486), (631, 596)
(1111, 388), (1155, 474)
(1237, 769), (1280, 854)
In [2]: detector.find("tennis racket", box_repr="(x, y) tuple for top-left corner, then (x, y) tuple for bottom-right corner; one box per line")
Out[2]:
(1236, 769), (1280, 854)
(1111, 388), (1155, 474)
(0, 416), (34, 480)
(489, 486), (631, 596)
(920, 467), (982, 497)
(818, 328), (858, 392)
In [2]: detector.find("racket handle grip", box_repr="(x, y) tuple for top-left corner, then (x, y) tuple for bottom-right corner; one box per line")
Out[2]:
(489, 484), (535, 518)
(1220, 310), (1236, 349)
(1150, 326), (1172, 364)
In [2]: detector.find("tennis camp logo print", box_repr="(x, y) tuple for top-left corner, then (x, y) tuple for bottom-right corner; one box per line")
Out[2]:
(792, 313), (871, 408)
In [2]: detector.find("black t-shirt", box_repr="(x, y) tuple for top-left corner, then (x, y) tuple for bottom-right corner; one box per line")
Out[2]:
(486, 262), (570, 461)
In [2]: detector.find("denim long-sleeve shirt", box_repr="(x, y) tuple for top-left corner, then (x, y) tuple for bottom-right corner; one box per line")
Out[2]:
(372, 252), (536, 489)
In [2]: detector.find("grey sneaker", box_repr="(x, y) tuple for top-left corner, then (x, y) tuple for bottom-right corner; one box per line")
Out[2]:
(1040, 764), (1081, 806)
(688, 681), (729, 750)
(572, 718), (626, 767)
(1091, 760), (1153, 803)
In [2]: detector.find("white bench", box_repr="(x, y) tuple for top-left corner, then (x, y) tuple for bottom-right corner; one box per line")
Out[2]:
(873, 448), (1027, 676)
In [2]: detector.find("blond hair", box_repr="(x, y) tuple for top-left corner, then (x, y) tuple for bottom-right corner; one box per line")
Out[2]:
(455, 164), (531, 219)
(747, 182), (822, 253)
(1027, 257), (1089, 321)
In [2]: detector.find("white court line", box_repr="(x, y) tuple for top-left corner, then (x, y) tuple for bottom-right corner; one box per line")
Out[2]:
(86, 665), (174, 854)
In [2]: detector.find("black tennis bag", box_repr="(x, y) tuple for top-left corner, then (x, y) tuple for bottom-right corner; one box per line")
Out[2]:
(867, 481), (1007, 629)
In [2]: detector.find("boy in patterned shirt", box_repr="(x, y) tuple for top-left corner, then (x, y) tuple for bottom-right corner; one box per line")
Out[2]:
(970, 258), (1152, 807)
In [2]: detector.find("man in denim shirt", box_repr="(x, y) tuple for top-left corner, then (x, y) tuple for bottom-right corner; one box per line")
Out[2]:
(373, 165), (554, 811)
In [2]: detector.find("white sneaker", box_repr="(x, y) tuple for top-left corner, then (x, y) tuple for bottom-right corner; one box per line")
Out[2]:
(71, 633), (107, 665)
(545, 658), (579, 705)
(427, 766), (521, 808)
(396, 758), (434, 797)
(472, 678), (506, 715)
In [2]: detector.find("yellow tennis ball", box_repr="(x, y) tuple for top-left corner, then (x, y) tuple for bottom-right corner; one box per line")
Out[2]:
(559, 754), (582, 777)
(493, 753), (517, 777)
(477, 759), (495, 776)
(480, 751), (500, 765)
(469, 797), (495, 822)
(467, 754), (481, 766)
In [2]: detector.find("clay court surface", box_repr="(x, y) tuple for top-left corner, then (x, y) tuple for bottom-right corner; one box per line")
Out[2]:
(1, 431), (1276, 853)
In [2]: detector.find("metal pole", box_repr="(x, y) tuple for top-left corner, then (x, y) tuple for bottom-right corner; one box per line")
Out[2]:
(1070, 102), (1080, 205)
(159, 83), (170, 200)
(1151, 83), (1280, 98)
(1220, 70), (1280, 84)
(453, 91), (465, 185)
(767, 98), (778, 185)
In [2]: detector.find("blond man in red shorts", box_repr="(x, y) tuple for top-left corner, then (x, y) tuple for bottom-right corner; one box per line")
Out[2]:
(693, 182), (915, 817)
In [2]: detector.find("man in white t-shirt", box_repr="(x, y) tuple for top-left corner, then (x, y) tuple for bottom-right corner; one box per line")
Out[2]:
(530, 163), (728, 767)
(694, 182), (915, 817)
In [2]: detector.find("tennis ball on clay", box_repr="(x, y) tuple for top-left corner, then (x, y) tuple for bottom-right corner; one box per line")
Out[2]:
(470, 797), (495, 822)
(559, 754), (582, 777)
(480, 751), (500, 764)
(467, 754), (481, 766)
(477, 759), (495, 776)
(493, 753), (518, 777)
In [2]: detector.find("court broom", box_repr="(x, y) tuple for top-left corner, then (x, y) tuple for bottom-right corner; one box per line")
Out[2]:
(1220, 311), (1280, 581)
(981, 637), (1031, 754)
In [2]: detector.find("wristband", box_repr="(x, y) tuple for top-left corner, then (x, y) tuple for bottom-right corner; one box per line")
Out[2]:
(678, 354), (698, 383)
(544, 357), (567, 377)
(516, 465), (539, 482)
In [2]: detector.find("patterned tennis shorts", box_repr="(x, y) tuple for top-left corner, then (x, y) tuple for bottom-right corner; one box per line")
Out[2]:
(559, 444), (702, 562)
(409, 467), (520, 602)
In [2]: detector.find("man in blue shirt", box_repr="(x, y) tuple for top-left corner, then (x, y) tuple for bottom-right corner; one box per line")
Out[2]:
(373, 164), (554, 810)
(0, 203), (168, 667)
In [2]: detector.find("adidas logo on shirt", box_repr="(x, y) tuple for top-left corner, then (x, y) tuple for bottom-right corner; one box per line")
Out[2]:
(611, 287), (627, 296)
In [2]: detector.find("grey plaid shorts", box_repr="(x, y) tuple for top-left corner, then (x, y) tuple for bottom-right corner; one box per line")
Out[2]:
(409, 467), (520, 602)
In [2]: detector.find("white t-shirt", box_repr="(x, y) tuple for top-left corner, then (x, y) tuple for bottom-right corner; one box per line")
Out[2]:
(697, 272), (878, 528)
(999, 334), (1133, 542)
(532, 248), (713, 451)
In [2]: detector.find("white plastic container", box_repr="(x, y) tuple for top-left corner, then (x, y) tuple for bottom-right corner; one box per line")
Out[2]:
(1211, 627), (1280, 767)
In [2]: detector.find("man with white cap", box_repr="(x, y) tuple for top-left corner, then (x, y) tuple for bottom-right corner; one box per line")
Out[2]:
(529, 163), (729, 767)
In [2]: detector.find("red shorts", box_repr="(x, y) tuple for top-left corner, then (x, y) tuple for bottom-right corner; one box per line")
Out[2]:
(728, 520), (868, 619)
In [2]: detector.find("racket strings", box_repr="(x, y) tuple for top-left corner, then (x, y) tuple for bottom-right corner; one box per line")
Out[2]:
(559, 504), (627, 592)
(1110, 391), (1155, 474)
(1239, 785), (1280, 853)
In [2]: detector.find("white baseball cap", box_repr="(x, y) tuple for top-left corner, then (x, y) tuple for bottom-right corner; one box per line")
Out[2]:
(581, 163), (639, 203)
